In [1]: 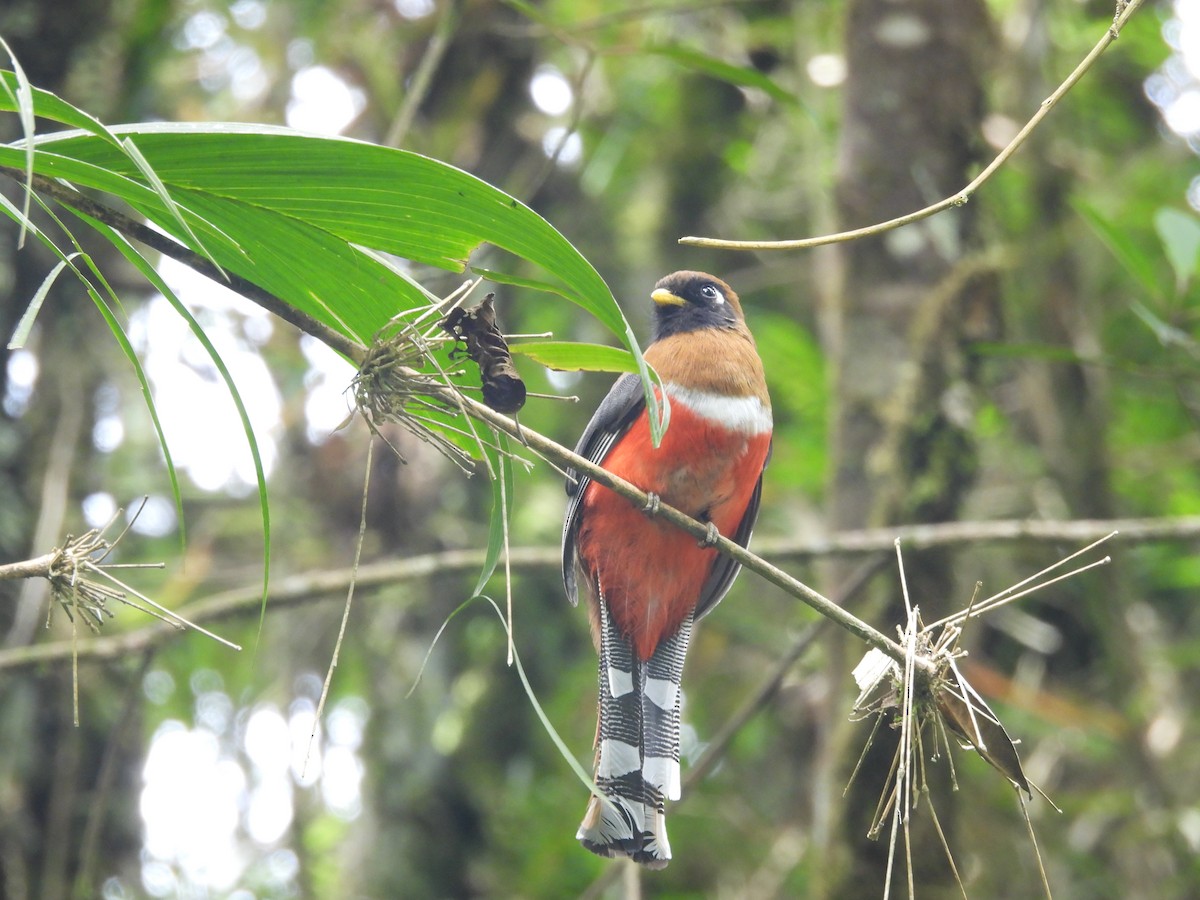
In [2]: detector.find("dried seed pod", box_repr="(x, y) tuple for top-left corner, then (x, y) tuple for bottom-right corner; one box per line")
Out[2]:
(442, 293), (527, 413)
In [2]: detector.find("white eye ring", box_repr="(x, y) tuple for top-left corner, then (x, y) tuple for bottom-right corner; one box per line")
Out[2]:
(701, 284), (724, 304)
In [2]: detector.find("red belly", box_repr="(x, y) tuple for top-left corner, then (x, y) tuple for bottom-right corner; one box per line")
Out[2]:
(576, 400), (771, 660)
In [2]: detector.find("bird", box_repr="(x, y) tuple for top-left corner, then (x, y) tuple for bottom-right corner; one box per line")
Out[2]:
(562, 271), (772, 868)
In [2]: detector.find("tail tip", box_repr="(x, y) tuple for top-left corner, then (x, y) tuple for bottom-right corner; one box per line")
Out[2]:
(577, 795), (671, 869)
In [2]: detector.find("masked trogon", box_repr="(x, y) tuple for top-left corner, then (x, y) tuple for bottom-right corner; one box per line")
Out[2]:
(562, 271), (772, 868)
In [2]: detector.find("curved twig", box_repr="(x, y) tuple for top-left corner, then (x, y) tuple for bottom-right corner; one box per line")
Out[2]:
(678, 0), (1146, 252)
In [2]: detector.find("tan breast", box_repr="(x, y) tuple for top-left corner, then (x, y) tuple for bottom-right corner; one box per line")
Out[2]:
(645, 326), (770, 405)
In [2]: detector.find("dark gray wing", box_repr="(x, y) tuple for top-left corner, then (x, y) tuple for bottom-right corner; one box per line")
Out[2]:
(694, 439), (772, 620)
(562, 373), (646, 606)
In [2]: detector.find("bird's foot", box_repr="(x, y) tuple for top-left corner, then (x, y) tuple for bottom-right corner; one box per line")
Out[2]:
(698, 522), (720, 547)
(642, 492), (661, 516)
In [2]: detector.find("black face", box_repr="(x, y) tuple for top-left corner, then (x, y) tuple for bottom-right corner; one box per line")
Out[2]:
(650, 272), (740, 340)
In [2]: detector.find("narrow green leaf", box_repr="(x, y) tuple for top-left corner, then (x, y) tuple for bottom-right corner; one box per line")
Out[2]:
(119, 136), (223, 273)
(1154, 207), (1200, 293)
(970, 341), (1092, 364)
(508, 340), (637, 374)
(4, 194), (189, 559)
(1130, 300), (1197, 351)
(7, 254), (77, 349)
(0, 190), (51, 244)
(0, 145), (244, 259)
(405, 587), (601, 795)
(0, 197), (185, 523)
(471, 266), (592, 307)
(13, 192), (191, 560)
(405, 591), (480, 698)
(0, 70), (125, 144)
(633, 321), (669, 447)
(87, 289), (191, 552)
(481, 595), (598, 794)
(1075, 200), (1163, 302)
(0, 44), (37, 247)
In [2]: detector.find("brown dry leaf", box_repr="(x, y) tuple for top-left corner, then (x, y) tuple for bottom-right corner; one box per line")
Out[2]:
(934, 664), (1031, 796)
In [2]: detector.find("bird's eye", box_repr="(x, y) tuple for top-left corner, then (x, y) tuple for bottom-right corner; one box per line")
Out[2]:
(700, 284), (724, 304)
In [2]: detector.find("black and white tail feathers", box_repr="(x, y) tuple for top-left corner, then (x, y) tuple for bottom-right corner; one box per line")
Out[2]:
(577, 594), (694, 868)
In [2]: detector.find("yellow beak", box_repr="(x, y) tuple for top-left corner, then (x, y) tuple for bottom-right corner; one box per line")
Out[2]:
(651, 288), (687, 307)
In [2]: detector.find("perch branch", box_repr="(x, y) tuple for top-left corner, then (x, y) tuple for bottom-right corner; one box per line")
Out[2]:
(431, 383), (914, 667)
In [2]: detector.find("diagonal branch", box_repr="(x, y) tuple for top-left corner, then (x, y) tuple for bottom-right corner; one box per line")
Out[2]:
(383, 0), (460, 149)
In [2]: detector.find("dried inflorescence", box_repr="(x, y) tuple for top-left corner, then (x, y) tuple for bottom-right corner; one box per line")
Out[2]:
(47, 527), (128, 633)
(32, 504), (239, 724)
(850, 611), (1030, 823)
(353, 286), (532, 473)
(43, 505), (238, 648)
(847, 535), (1113, 897)
(352, 319), (482, 472)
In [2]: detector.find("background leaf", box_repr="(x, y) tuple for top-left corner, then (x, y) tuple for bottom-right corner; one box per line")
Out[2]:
(647, 44), (798, 105)
(1075, 199), (1164, 300)
(1154, 206), (1200, 292)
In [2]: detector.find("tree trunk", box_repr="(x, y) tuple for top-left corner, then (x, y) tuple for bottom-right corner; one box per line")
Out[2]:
(818, 0), (998, 894)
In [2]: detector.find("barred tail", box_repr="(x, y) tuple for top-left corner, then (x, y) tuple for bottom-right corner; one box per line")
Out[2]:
(577, 596), (693, 869)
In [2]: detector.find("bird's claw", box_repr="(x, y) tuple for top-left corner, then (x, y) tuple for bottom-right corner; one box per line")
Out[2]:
(698, 522), (720, 547)
(642, 492), (661, 516)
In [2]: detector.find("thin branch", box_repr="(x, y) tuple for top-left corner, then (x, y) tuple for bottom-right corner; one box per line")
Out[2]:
(678, 0), (1147, 251)
(518, 50), (597, 200)
(0, 552), (57, 582)
(384, 0), (460, 149)
(0, 546), (554, 672)
(3, 512), (1195, 673)
(307, 438), (375, 776)
(753, 514), (1200, 560)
